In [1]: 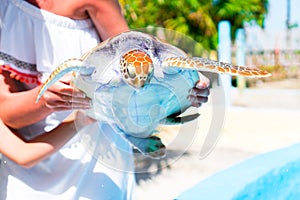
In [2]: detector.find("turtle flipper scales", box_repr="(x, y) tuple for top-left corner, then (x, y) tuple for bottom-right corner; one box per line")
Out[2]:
(35, 58), (95, 103)
(164, 112), (200, 125)
(124, 134), (166, 159)
(162, 57), (271, 78)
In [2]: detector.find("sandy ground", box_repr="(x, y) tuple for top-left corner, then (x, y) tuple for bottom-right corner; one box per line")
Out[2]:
(134, 79), (300, 200)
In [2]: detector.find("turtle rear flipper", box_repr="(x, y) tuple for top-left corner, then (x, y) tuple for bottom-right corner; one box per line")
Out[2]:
(35, 58), (95, 103)
(164, 112), (200, 125)
(125, 135), (166, 159)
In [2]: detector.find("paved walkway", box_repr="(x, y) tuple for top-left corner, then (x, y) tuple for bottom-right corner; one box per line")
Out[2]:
(135, 86), (300, 200)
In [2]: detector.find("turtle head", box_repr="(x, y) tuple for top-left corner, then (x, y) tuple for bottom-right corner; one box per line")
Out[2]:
(120, 50), (154, 88)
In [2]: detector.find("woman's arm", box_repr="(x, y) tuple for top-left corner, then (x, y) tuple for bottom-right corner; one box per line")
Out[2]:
(85, 0), (130, 40)
(0, 71), (91, 129)
(0, 111), (95, 168)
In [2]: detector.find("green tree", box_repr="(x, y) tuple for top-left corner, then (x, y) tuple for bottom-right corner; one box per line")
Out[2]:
(120, 0), (269, 51)
(212, 0), (268, 38)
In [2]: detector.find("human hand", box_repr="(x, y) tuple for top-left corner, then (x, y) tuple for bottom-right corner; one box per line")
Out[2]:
(40, 75), (92, 111)
(188, 80), (210, 108)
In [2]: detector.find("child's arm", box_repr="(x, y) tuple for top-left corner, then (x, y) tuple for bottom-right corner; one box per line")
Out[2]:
(0, 111), (95, 168)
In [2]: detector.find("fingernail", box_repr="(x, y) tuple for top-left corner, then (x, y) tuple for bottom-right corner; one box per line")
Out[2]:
(196, 82), (208, 89)
(80, 92), (86, 98)
(85, 99), (92, 106)
(75, 90), (86, 98)
(84, 105), (92, 109)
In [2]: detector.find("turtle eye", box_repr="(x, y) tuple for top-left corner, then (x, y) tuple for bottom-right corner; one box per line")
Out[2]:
(127, 63), (137, 78)
(148, 64), (154, 74)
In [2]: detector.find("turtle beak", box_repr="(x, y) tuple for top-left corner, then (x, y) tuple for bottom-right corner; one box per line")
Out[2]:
(140, 64), (154, 87)
(130, 72), (153, 88)
(136, 79), (146, 88)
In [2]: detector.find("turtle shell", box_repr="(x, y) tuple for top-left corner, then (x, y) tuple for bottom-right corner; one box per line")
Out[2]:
(74, 31), (200, 138)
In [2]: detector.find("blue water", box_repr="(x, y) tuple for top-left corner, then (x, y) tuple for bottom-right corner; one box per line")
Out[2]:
(234, 160), (300, 200)
(177, 143), (300, 200)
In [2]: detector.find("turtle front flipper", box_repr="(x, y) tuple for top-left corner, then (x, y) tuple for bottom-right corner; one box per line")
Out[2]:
(162, 57), (271, 78)
(35, 58), (95, 103)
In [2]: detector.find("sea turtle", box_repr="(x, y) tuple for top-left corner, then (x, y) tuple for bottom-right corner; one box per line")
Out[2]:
(36, 31), (271, 158)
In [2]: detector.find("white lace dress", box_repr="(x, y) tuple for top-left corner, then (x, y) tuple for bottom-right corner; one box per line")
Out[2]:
(0, 0), (135, 199)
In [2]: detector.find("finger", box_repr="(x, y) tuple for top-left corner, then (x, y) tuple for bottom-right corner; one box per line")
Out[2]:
(60, 94), (92, 105)
(58, 106), (92, 111)
(72, 88), (87, 98)
(47, 81), (86, 98)
(189, 87), (210, 97)
(70, 101), (92, 107)
(45, 100), (92, 110)
(43, 90), (91, 106)
(42, 91), (64, 103)
(188, 95), (208, 104)
(190, 102), (202, 108)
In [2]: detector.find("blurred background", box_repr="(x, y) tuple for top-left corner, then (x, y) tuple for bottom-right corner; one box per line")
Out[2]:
(118, 0), (300, 199)
(1, 0), (298, 199)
